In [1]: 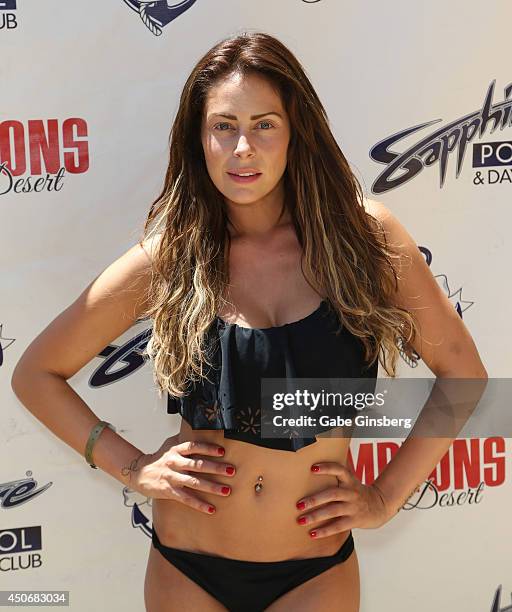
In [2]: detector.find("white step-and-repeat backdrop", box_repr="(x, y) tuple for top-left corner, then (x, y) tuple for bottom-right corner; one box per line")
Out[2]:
(2, 1), (510, 610)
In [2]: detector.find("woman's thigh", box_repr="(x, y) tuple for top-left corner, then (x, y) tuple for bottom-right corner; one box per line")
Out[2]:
(144, 544), (227, 612)
(266, 548), (360, 612)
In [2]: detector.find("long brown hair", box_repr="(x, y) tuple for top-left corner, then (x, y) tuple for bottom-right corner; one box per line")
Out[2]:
(139, 31), (419, 398)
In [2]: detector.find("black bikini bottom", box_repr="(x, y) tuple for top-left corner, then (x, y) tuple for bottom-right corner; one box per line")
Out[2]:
(151, 526), (354, 611)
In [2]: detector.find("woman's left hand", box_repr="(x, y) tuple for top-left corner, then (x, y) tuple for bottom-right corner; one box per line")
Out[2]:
(295, 462), (393, 539)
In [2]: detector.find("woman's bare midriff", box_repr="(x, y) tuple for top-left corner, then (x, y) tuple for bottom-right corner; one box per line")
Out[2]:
(152, 418), (353, 562)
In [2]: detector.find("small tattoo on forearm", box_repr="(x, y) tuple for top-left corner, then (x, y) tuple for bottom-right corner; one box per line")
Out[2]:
(121, 453), (146, 482)
(398, 483), (423, 511)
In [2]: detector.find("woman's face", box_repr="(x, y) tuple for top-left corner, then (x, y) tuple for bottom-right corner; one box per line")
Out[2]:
(201, 72), (291, 207)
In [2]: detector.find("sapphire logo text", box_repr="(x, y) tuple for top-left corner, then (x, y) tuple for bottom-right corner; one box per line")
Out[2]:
(370, 80), (512, 193)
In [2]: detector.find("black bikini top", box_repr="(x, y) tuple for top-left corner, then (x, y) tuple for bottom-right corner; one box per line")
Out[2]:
(167, 299), (378, 452)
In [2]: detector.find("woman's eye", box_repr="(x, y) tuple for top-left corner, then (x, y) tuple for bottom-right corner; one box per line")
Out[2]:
(258, 120), (274, 130)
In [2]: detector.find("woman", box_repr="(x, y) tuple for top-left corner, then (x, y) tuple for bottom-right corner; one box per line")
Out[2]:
(11, 32), (487, 612)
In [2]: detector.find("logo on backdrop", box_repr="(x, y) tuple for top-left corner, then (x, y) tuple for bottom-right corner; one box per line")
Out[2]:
(0, 323), (15, 367)
(0, 118), (89, 195)
(0, 476), (52, 571)
(122, 0), (323, 36)
(122, 0), (198, 36)
(370, 80), (512, 193)
(122, 488), (153, 539)
(0, 0), (17, 31)
(350, 437), (505, 511)
(399, 247), (474, 368)
(491, 585), (512, 612)
(0, 473), (53, 509)
(0, 526), (43, 572)
(89, 323), (151, 388)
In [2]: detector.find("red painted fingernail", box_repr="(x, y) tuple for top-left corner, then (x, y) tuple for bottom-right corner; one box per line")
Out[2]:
(310, 531), (317, 538)
(311, 465), (320, 472)
(208, 506), (216, 513)
(297, 516), (307, 525)
(225, 466), (235, 475)
(217, 448), (225, 455)
(221, 486), (231, 495)
(296, 501), (306, 510)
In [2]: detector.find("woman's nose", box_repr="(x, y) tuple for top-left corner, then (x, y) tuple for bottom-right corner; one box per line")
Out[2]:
(234, 135), (254, 155)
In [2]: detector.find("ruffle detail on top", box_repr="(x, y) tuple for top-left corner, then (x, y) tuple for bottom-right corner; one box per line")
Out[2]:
(167, 300), (377, 452)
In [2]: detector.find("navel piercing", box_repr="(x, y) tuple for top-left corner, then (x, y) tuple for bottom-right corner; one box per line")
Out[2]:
(254, 475), (264, 493)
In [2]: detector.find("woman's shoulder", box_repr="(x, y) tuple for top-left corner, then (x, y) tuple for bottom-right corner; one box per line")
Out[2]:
(361, 197), (405, 244)
(139, 231), (164, 264)
(361, 196), (389, 222)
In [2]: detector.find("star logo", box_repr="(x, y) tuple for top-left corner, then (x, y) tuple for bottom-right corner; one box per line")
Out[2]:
(401, 247), (474, 368)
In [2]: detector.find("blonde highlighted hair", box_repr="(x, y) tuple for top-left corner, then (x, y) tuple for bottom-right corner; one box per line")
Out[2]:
(139, 31), (419, 398)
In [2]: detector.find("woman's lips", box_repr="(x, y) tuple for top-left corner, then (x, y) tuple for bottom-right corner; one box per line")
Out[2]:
(227, 172), (262, 184)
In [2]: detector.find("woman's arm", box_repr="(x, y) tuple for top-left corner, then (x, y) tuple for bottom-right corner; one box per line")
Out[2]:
(364, 199), (488, 519)
(10, 237), (159, 487)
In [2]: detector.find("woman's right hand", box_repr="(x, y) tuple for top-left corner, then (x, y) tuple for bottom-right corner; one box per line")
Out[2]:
(128, 435), (236, 515)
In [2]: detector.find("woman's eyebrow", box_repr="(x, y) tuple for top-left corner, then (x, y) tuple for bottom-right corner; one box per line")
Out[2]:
(208, 111), (283, 120)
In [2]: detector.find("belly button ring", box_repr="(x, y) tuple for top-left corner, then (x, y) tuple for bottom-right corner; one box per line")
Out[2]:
(254, 475), (264, 493)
